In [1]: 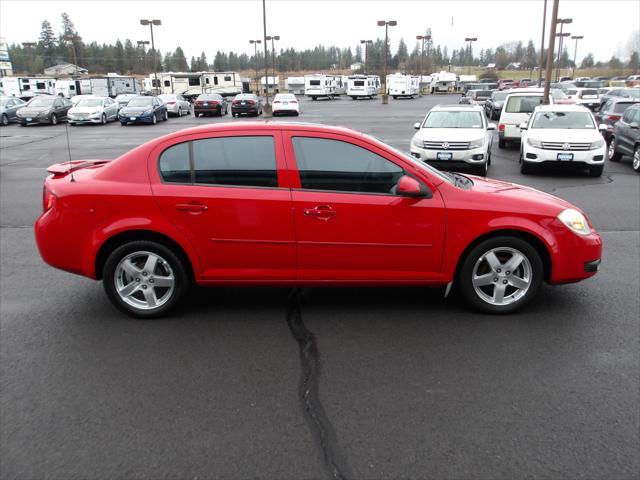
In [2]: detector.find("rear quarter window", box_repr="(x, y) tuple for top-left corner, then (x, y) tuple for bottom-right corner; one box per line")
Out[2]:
(159, 142), (191, 183)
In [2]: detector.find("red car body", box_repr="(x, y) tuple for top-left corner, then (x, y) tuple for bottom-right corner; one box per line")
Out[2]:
(34, 123), (602, 314)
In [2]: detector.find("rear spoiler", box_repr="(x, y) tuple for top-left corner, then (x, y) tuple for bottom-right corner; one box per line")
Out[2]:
(47, 160), (111, 177)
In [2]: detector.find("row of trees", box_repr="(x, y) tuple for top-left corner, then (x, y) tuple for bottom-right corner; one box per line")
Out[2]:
(7, 13), (640, 77)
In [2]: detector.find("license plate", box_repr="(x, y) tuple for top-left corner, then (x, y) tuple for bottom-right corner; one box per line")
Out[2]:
(241, 101), (246, 105)
(26, 118), (32, 121)
(283, 102), (288, 105)
(557, 153), (573, 161)
(437, 152), (453, 160)
(203, 103), (208, 106)
(130, 117), (137, 121)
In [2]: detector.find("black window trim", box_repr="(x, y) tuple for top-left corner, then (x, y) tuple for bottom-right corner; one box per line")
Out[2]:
(157, 134), (282, 190)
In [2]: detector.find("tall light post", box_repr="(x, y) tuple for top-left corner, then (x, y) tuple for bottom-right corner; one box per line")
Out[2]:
(137, 40), (149, 76)
(571, 35), (583, 77)
(538, 0), (548, 86)
(555, 31), (571, 80)
(543, 0), (560, 104)
(261, 0), (271, 115)
(360, 39), (372, 73)
(21, 42), (36, 75)
(464, 37), (477, 75)
(416, 34), (427, 95)
(554, 18), (572, 81)
(377, 20), (397, 104)
(140, 19), (161, 94)
(266, 35), (280, 94)
(63, 34), (82, 76)
(249, 39), (262, 94)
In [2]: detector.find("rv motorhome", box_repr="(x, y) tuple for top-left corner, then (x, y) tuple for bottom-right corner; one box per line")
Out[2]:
(55, 76), (139, 98)
(201, 72), (242, 96)
(305, 74), (338, 100)
(386, 73), (420, 99)
(430, 71), (457, 93)
(346, 75), (381, 99)
(1, 77), (56, 99)
(146, 72), (242, 98)
(285, 77), (305, 95)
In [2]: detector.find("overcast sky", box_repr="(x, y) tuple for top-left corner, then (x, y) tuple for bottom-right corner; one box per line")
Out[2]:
(1, 0), (638, 64)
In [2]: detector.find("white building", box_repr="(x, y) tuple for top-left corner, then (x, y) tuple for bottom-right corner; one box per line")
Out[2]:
(350, 62), (363, 71)
(0, 37), (13, 76)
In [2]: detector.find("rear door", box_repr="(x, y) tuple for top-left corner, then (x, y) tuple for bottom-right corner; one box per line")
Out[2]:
(283, 131), (446, 282)
(149, 130), (296, 281)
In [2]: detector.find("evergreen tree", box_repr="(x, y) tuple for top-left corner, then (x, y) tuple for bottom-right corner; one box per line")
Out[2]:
(581, 53), (595, 69)
(628, 51), (639, 71)
(37, 20), (57, 67)
(396, 37), (408, 66)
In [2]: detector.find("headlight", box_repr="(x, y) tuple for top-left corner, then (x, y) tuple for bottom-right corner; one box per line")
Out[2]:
(143, 109), (153, 116)
(557, 208), (591, 236)
(90, 111), (101, 117)
(469, 138), (484, 149)
(527, 138), (543, 148)
(411, 136), (423, 148)
(590, 139), (604, 150)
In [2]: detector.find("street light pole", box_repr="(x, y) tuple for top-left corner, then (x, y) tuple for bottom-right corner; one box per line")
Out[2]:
(464, 37), (477, 75)
(360, 39), (372, 74)
(249, 39), (262, 94)
(555, 31), (571, 80)
(140, 19), (162, 94)
(538, 0), (548, 86)
(377, 20), (397, 104)
(571, 35), (583, 78)
(543, 0), (560, 104)
(416, 34), (426, 96)
(262, 0), (271, 115)
(266, 35), (280, 94)
(554, 18), (572, 81)
(137, 40), (149, 76)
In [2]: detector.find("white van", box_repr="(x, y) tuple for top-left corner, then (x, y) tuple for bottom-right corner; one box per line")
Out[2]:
(498, 90), (554, 148)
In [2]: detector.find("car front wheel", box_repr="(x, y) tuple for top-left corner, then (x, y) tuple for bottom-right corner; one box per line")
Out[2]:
(50, 114), (58, 125)
(633, 145), (640, 173)
(103, 241), (188, 318)
(608, 137), (621, 161)
(1, 114), (8, 126)
(458, 237), (544, 314)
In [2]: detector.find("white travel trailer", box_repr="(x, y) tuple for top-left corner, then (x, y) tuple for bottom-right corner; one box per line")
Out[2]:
(386, 73), (420, 98)
(430, 71), (457, 93)
(346, 75), (380, 99)
(305, 74), (339, 100)
(1, 76), (56, 99)
(334, 75), (348, 95)
(145, 71), (242, 97)
(54, 76), (140, 98)
(418, 75), (432, 94)
(260, 76), (280, 95)
(285, 76), (305, 95)
(201, 72), (242, 96)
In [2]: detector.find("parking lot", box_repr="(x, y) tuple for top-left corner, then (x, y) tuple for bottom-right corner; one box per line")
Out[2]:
(1, 94), (639, 479)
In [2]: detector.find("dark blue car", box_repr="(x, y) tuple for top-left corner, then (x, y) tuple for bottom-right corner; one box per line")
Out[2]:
(119, 96), (168, 125)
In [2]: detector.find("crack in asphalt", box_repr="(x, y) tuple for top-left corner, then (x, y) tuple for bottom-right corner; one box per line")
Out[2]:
(286, 288), (352, 480)
(548, 174), (615, 193)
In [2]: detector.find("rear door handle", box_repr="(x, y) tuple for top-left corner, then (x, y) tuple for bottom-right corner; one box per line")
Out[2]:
(175, 202), (208, 214)
(304, 205), (336, 219)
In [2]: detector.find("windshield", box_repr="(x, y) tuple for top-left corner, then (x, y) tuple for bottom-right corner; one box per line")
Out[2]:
(0, 99), (10, 106)
(127, 97), (153, 107)
(27, 97), (55, 107)
(531, 111), (595, 129)
(76, 99), (103, 107)
(423, 111), (483, 128)
(505, 95), (543, 113)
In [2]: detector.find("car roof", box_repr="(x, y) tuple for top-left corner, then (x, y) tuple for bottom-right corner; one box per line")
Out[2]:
(533, 104), (591, 112)
(431, 104), (484, 111)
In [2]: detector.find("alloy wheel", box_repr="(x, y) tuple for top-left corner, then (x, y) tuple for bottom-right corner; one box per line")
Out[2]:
(114, 251), (175, 310)
(633, 148), (640, 172)
(1, 114), (8, 126)
(608, 140), (616, 159)
(472, 247), (532, 306)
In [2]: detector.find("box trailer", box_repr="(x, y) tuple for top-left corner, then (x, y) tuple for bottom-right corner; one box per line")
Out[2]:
(1, 77), (56, 99)
(386, 73), (419, 98)
(346, 75), (380, 99)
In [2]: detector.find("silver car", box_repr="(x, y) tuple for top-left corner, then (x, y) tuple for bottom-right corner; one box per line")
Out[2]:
(158, 94), (191, 117)
(1, 96), (26, 125)
(68, 96), (119, 125)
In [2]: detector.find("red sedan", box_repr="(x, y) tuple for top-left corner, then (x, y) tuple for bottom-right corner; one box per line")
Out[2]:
(34, 123), (602, 317)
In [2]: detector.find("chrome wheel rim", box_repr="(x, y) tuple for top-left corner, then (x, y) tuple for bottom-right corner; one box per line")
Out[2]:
(633, 149), (640, 170)
(472, 247), (532, 306)
(114, 251), (175, 310)
(608, 140), (615, 159)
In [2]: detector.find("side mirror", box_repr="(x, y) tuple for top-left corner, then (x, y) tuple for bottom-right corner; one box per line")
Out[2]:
(396, 175), (429, 198)
(487, 123), (497, 131)
(519, 122), (528, 130)
(414, 122), (421, 130)
(630, 122), (639, 130)
(598, 123), (609, 131)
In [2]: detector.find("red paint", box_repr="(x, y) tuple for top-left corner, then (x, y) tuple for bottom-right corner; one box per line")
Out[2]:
(34, 122), (602, 288)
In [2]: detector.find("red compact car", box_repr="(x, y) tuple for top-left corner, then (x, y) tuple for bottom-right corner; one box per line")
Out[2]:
(34, 123), (602, 317)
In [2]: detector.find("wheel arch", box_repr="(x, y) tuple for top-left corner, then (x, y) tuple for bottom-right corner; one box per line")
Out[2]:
(95, 229), (195, 282)
(453, 229), (552, 284)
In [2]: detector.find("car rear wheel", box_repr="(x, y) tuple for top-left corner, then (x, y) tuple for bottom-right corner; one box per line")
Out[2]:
(101, 113), (106, 125)
(607, 137), (621, 161)
(458, 237), (543, 314)
(163, 111), (168, 121)
(632, 146), (640, 173)
(103, 241), (188, 318)
(50, 114), (58, 125)
(1, 114), (8, 126)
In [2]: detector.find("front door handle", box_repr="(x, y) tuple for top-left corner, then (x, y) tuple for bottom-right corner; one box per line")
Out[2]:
(175, 202), (208, 214)
(304, 205), (336, 220)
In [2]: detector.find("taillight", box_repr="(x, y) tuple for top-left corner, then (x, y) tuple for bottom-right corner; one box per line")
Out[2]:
(498, 124), (505, 132)
(43, 185), (56, 212)
(247, 100), (256, 105)
(166, 101), (175, 105)
(291, 100), (298, 104)
(273, 100), (281, 104)
(606, 115), (621, 121)
(210, 101), (219, 106)
(232, 100), (240, 105)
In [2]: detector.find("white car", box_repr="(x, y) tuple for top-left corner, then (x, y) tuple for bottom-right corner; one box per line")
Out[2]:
(68, 96), (119, 125)
(69, 94), (97, 106)
(410, 104), (495, 176)
(272, 93), (300, 116)
(519, 104), (607, 177)
(564, 88), (600, 110)
(158, 94), (191, 117)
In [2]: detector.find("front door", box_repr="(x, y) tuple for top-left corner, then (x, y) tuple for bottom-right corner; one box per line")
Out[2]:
(284, 133), (445, 282)
(150, 131), (296, 281)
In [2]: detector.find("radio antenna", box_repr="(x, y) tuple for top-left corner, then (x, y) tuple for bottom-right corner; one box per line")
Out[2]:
(64, 119), (75, 182)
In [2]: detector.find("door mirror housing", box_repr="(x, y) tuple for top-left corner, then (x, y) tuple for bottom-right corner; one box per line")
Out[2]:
(396, 175), (430, 198)
(629, 122), (639, 130)
(414, 122), (421, 130)
(487, 123), (497, 131)
(519, 122), (528, 130)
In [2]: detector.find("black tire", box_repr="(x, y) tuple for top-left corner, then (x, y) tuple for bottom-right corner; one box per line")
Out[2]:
(607, 137), (621, 161)
(589, 165), (603, 177)
(178, 107), (182, 117)
(474, 162), (488, 177)
(1, 114), (8, 126)
(101, 113), (106, 125)
(163, 111), (168, 121)
(311, 96), (317, 101)
(152, 114), (157, 125)
(520, 160), (534, 174)
(633, 145), (640, 173)
(498, 137), (506, 149)
(50, 114), (58, 125)
(102, 240), (189, 319)
(120, 121), (127, 126)
(458, 236), (544, 314)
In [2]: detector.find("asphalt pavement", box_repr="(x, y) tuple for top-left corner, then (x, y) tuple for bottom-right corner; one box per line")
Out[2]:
(1, 94), (638, 480)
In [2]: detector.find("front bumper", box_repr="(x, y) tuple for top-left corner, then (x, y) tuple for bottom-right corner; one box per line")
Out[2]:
(410, 144), (488, 165)
(549, 220), (602, 284)
(18, 115), (51, 125)
(68, 115), (102, 124)
(119, 113), (154, 124)
(523, 145), (606, 165)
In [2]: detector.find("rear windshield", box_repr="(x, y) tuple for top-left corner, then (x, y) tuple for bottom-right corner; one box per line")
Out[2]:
(423, 111), (483, 128)
(622, 88), (640, 98)
(531, 111), (595, 129)
(505, 95), (543, 113)
(353, 80), (365, 86)
(197, 95), (219, 100)
(476, 90), (492, 97)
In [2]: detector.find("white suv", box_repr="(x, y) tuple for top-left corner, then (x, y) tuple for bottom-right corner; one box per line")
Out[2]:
(519, 104), (607, 177)
(410, 104), (495, 176)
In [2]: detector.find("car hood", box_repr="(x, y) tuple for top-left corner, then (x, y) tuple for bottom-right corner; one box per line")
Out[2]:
(525, 129), (601, 142)
(414, 128), (485, 141)
(69, 106), (103, 114)
(120, 106), (152, 115)
(18, 107), (51, 115)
